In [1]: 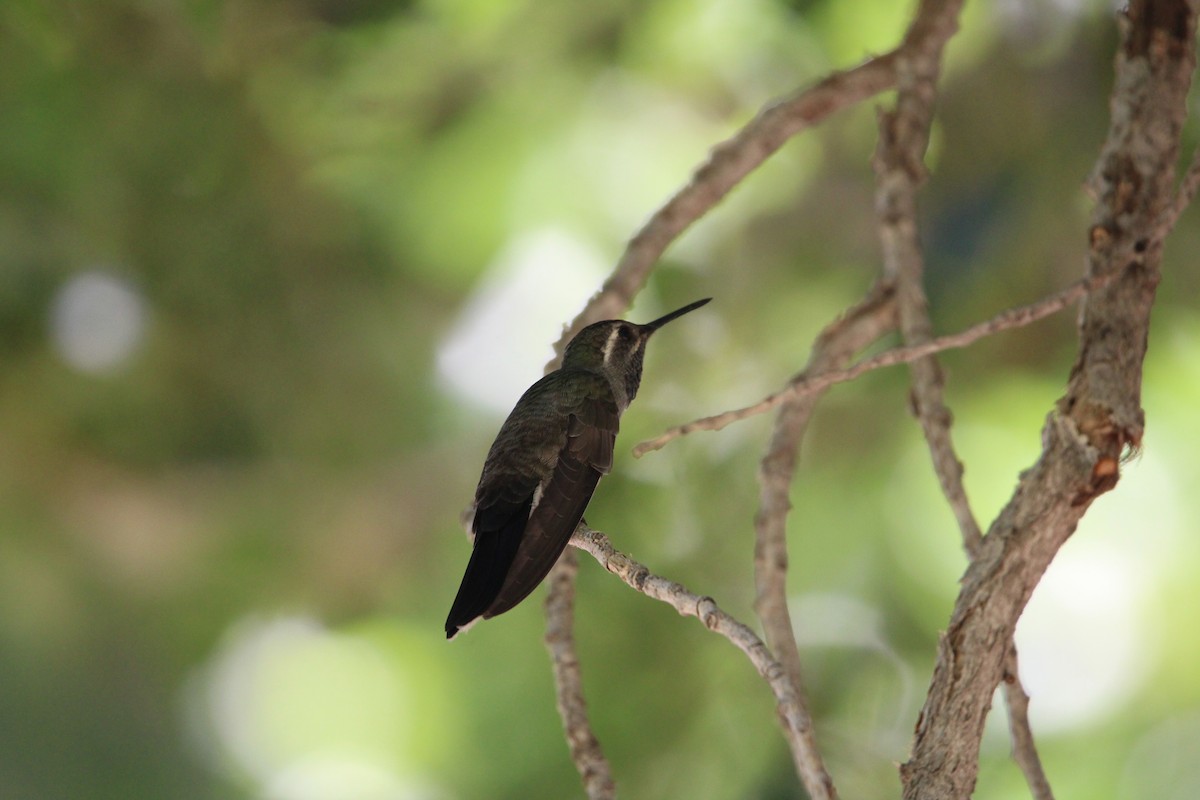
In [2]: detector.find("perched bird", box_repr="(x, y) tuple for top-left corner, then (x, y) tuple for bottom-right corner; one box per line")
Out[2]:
(445, 298), (711, 639)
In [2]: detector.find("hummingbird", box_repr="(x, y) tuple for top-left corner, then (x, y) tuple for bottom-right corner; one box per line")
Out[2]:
(445, 297), (711, 639)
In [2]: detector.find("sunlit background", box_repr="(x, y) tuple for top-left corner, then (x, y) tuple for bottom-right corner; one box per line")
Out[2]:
(2, 1), (1199, 798)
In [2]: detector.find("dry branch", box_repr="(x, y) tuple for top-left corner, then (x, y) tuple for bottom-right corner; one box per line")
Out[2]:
(754, 282), (897, 709)
(1159, 140), (1200, 237)
(873, 0), (983, 554)
(900, 3), (1199, 798)
(872, 1), (1057, 792)
(544, 550), (615, 800)
(548, 51), (903, 360)
(569, 525), (836, 800)
(634, 270), (1117, 456)
(1002, 649), (1056, 800)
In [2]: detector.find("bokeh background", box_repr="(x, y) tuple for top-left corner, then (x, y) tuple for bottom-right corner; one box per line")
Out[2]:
(3, 1), (1199, 798)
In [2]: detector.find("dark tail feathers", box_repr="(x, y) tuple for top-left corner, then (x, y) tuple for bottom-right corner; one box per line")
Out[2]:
(444, 495), (531, 639)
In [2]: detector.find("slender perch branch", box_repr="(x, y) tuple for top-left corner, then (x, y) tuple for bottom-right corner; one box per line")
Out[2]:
(570, 525), (836, 800)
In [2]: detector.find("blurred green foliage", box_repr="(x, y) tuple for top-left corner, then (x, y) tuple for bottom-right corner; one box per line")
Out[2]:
(1, 1), (1199, 798)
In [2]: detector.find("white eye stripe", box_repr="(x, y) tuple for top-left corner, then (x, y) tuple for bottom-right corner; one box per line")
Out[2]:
(601, 326), (621, 364)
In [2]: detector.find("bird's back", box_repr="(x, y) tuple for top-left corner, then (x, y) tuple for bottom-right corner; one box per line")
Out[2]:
(445, 368), (618, 637)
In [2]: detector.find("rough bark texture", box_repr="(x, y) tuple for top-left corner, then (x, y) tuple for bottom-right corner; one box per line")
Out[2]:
(900, 3), (1198, 798)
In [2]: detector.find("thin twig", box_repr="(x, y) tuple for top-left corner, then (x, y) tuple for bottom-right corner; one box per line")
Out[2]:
(570, 525), (836, 800)
(1002, 649), (1057, 800)
(754, 283), (897, 693)
(873, 0), (983, 553)
(547, 51), (902, 359)
(544, 549), (616, 800)
(634, 269), (1119, 456)
(1156, 140), (1200, 241)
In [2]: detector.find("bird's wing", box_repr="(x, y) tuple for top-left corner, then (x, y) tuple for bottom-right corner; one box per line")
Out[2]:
(444, 489), (534, 638)
(484, 393), (618, 619)
(445, 376), (568, 638)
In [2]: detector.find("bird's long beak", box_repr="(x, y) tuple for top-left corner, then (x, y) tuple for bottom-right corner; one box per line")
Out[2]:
(640, 297), (712, 334)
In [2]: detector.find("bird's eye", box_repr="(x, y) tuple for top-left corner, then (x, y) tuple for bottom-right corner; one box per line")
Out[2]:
(617, 326), (634, 342)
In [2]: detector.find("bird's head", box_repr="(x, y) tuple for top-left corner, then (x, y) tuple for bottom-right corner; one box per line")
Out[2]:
(562, 297), (710, 405)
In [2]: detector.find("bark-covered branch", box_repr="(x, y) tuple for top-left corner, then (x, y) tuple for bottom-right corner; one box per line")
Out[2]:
(870, 1), (1058, 795)
(872, 0), (982, 553)
(544, 550), (615, 800)
(900, 3), (1198, 798)
(633, 269), (1120, 456)
(1002, 649), (1056, 800)
(754, 282), (897, 710)
(547, 51), (904, 361)
(569, 525), (836, 800)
